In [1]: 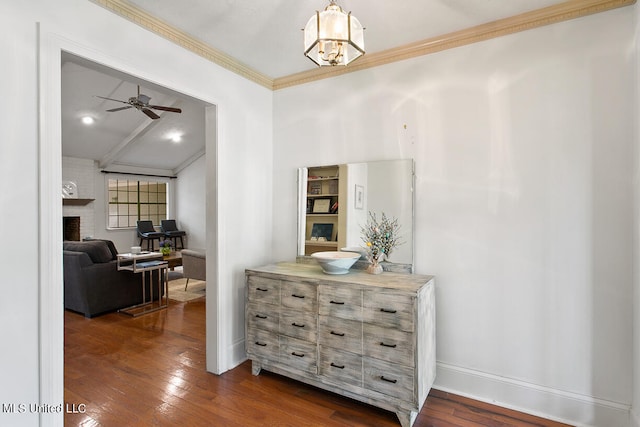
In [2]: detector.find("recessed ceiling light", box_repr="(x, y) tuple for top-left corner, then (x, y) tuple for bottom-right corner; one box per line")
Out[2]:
(170, 133), (182, 143)
(81, 116), (95, 125)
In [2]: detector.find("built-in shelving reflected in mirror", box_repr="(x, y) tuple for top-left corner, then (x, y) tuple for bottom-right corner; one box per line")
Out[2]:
(298, 159), (414, 268)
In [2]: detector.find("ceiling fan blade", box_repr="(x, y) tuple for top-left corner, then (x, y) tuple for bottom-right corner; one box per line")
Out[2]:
(95, 95), (128, 104)
(149, 105), (182, 113)
(106, 106), (133, 112)
(142, 108), (160, 120)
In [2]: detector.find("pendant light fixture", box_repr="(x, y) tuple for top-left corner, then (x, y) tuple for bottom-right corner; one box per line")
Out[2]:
(303, 0), (365, 67)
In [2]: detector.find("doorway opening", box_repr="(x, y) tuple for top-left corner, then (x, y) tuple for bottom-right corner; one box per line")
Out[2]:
(39, 35), (221, 414)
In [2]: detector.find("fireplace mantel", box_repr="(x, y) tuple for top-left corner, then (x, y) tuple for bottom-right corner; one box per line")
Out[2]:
(62, 198), (94, 206)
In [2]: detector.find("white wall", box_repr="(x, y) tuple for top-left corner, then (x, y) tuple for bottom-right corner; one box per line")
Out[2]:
(366, 160), (414, 264)
(344, 162), (368, 248)
(176, 154), (206, 250)
(1, 1), (272, 426)
(273, 8), (635, 427)
(0, 6), (41, 426)
(632, 4), (640, 427)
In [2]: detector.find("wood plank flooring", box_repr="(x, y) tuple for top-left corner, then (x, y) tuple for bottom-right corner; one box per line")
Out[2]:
(64, 298), (572, 427)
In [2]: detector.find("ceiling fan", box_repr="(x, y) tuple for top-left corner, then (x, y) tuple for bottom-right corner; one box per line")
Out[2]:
(96, 85), (182, 120)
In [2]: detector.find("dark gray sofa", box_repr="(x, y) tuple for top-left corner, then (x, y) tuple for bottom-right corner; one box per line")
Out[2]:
(63, 239), (162, 317)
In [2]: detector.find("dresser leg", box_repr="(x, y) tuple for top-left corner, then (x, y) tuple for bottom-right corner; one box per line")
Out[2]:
(396, 410), (417, 427)
(251, 360), (262, 376)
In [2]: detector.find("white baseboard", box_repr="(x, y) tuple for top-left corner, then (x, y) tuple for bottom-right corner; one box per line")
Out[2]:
(221, 346), (632, 426)
(228, 338), (248, 371)
(434, 362), (630, 427)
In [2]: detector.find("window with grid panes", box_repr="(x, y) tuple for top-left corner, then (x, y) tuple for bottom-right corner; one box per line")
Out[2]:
(107, 178), (168, 229)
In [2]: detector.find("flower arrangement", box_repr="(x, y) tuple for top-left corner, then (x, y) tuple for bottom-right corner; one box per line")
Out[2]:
(361, 211), (402, 267)
(159, 239), (173, 255)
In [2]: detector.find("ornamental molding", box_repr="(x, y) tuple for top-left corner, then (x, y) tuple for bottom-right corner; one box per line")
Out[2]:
(89, 0), (273, 89)
(90, 0), (635, 91)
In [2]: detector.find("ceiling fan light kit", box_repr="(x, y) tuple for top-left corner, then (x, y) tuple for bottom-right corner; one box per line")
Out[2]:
(96, 85), (182, 120)
(304, 0), (364, 67)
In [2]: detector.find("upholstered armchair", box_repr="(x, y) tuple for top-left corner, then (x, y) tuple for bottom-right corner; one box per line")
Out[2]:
(137, 220), (164, 251)
(182, 249), (206, 291)
(161, 219), (186, 249)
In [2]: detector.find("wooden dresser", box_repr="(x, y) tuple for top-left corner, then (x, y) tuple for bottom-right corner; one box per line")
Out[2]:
(245, 262), (436, 427)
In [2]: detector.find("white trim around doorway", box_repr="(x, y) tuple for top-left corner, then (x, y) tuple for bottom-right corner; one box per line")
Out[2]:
(38, 27), (222, 426)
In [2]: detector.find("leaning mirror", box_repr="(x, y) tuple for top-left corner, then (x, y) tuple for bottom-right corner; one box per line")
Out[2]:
(297, 159), (414, 270)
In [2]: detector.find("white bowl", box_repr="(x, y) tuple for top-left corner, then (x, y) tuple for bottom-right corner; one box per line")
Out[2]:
(340, 247), (367, 259)
(311, 251), (361, 275)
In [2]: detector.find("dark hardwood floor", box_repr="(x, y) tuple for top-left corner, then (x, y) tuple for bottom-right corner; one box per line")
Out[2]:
(64, 297), (572, 427)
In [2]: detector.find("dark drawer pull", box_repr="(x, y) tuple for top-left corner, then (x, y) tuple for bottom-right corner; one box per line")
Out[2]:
(380, 342), (397, 348)
(292, 352), (305, 358)
(256, 287), (269, 292)
(330, 300), (345, 305)
(292, 294), (305, 299)
(330, 362), (345, 369)
(380, 376), (397, 384)
(292, 322), (305, 328)
(380, 308), (397, 314)
(255, 314), (267, 319)
(255, 342), (267, 347)
(330, 331), (345, 337)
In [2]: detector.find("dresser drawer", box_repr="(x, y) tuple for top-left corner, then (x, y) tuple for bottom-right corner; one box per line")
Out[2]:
(318, 346), (363, 388)
(319, 286), (362, 321)
(363, 291), (414, 332)
(247, 303), (279, 333)
(280, 336), (317, 374)
(280, 310), (317, 342)
(363, 324), (414, 367)
(318, 315), (362, 354)
(246, 329), (279, 361)
(247, 276), (280, 305)
(281, 281), (317, 312)
(364, 357), (415, 403)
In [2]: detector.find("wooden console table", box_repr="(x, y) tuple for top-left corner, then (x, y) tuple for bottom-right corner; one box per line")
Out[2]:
(245, 262), (436, 427)
(117, 252), (169, 317)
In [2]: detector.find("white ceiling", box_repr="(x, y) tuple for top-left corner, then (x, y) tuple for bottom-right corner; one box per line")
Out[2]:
(125, 0), (566, 79)
(63, 0), (571, 171)
(62, 52), (208, 173)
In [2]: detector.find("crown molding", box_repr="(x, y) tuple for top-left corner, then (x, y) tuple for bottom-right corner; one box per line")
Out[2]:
(273, 0), (636, 90)
(89, 0), (274, 89)
(90, 0), (635, 92)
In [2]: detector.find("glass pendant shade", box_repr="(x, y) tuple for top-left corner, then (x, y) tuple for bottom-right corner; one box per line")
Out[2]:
(304, 1), (364, 67)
